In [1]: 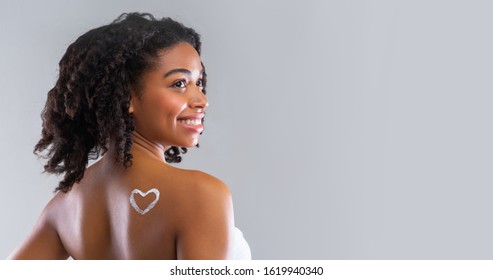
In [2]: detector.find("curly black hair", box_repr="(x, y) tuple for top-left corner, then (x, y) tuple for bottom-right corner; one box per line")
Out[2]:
(34, 12), (205, 193)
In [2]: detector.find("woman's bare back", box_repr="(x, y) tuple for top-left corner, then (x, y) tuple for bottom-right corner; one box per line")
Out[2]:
(11, 146), (233, 259)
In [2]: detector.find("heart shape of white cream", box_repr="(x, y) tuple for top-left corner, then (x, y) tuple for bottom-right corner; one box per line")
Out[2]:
(129, 188), (160, 215)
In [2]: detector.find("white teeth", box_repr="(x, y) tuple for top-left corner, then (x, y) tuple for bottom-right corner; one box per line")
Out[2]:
(178, 119), (201, 125)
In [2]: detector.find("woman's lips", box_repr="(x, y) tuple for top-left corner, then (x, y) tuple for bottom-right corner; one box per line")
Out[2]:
(177, 113), (205, 121)
(177, 114), (204, 133)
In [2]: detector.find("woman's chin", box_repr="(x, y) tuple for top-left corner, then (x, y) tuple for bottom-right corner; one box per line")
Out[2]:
(179, 138), (200, 148)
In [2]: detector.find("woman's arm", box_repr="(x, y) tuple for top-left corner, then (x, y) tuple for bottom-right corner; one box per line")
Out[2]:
(8, 204), (69, 260)
(175, 175), (234, 260)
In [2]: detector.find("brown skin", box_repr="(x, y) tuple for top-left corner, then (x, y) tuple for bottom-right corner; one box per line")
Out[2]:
(8, 43), (235, 259)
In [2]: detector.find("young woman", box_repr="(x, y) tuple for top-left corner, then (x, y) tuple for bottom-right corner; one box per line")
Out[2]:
(8, 12), (251, 260)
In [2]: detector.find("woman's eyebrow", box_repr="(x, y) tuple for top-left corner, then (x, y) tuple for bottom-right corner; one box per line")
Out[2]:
(164, 68), (190, 78)
(163, 68), (205, 78)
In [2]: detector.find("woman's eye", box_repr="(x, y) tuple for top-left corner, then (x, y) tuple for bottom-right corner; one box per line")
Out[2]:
(196, 79), (204, 87)
(173, 80), (186, 88)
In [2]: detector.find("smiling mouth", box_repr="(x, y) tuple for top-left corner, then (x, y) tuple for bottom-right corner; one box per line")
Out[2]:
(177, 119), (202, 125)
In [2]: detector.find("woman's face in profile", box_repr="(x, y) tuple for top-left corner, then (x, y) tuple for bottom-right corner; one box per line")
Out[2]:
(130, 42), (208, 149)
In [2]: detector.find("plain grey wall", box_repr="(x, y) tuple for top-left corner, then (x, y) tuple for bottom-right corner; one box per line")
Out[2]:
(1, 0), (493, 259)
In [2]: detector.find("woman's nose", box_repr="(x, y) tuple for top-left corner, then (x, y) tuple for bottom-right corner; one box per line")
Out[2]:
(190, 88), (208, 111)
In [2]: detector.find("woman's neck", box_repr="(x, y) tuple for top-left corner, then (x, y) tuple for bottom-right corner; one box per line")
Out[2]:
(130, 131), (168, 162)
(97, 131), (169, 171)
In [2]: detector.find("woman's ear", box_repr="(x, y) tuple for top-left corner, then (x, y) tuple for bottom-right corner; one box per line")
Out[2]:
(129, 99), (134, 113)
(129, 93), (135, 114)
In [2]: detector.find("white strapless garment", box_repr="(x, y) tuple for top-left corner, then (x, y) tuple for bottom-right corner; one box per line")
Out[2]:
(230, 227), (251, 260)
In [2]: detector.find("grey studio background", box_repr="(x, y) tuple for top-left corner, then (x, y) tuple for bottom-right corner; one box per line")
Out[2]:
(1, 0), (493, 259)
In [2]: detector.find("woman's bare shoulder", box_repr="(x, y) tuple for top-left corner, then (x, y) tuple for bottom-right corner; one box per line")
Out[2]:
(163, 168), (234, 259)
(8, 191), (70, 259)
(159, 165), (231, 201)
(42, 190), (70, 215)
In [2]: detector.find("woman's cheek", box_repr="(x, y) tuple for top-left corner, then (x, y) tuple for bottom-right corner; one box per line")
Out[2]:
(159, 93), (188, 116)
